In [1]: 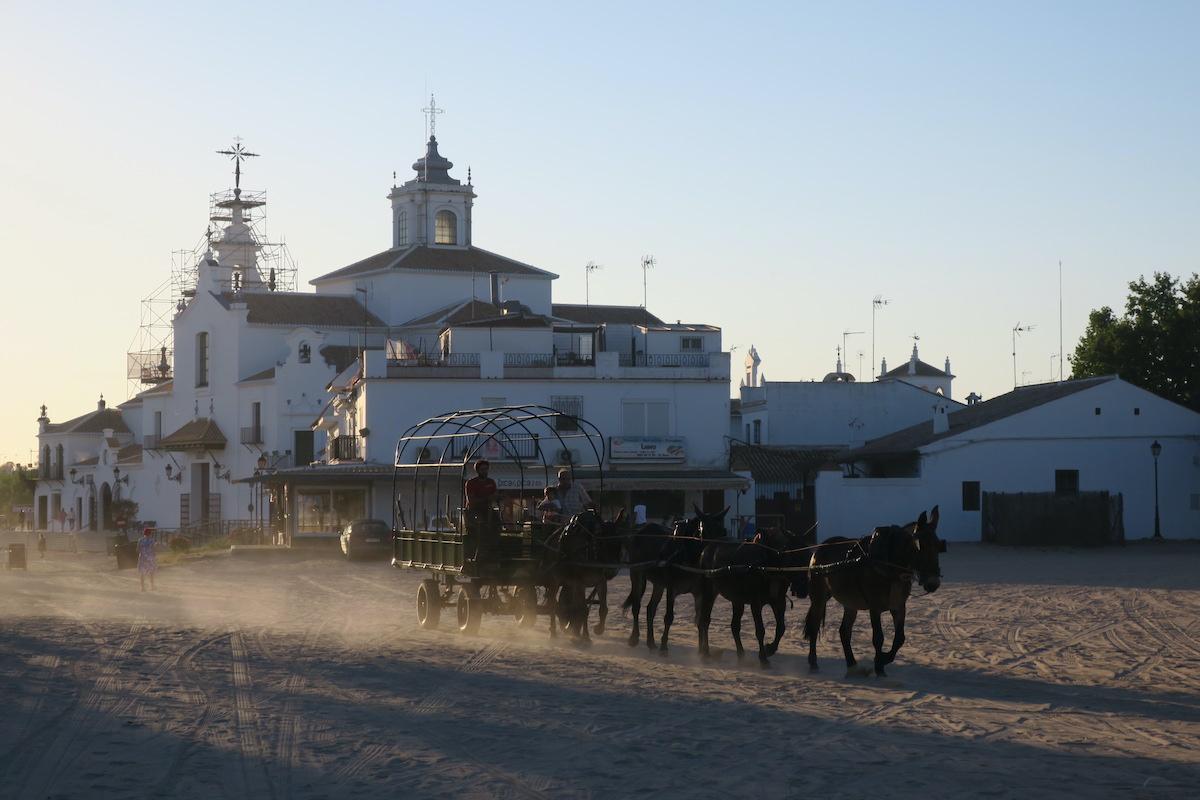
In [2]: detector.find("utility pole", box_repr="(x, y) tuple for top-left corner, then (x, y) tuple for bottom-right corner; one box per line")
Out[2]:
(640, 255), (655, 308)
(872, 296), (889, 380)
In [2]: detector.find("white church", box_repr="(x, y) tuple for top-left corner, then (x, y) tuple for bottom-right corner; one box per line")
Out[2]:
(32, 123), (740, 539)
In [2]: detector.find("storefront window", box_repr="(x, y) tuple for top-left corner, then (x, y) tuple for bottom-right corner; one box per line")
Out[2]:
(296, 488), (367, 532)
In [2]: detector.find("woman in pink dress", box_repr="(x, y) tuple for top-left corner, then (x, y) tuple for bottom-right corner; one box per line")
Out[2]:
(137, 527), (158, 591)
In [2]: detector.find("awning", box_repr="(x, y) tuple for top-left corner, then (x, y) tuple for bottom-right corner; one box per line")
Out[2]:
(573, 468), (749, 491)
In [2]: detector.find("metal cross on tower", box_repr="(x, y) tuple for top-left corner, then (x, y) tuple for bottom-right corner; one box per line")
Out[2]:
(423, 94), (444, 139)
(216, 137), (259, 191)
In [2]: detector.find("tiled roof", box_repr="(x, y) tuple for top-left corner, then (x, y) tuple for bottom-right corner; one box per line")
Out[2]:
(44, 408), (131, 435)
(239, 367), (276, 383)
(450, 313), (552, 329)
(105, 437), (122, 449)
(845, 376), (1116, 459)
(882, 358), (950, 378)
(730, 444), (842, 484)
(116, 443), (143, 465)
(551, 304), (665, 326)
(214, 292), (386, 328)
(159, 417), (227, 450)
(311, 245), (557, 283)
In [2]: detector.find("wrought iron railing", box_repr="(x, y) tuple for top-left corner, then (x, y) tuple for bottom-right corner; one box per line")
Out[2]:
(554, 352), (595, 367)
(503, 353), (554, 368)
(39, 464), (64, 480)
(331, 435), (361, 461)
(389, 352), (480, 367)
(618, 353), (710, 368)
(240, 426), (264, 445)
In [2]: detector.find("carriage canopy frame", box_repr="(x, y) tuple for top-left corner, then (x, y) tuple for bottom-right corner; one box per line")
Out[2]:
(392, 405), (606, 531)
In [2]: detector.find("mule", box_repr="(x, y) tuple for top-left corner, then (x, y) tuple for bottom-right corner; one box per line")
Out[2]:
(543, 509), (623, 641)
(622, 506), (730, 653)
(803, 506), (944, 677)
(696, 527), (808, 667)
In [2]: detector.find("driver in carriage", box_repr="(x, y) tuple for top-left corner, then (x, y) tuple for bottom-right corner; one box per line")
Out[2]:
(556, 468), (593, 521)
(464, 459), (500, 559)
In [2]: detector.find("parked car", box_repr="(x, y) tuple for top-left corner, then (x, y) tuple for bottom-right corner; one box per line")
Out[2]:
(340, 518), (392, 561)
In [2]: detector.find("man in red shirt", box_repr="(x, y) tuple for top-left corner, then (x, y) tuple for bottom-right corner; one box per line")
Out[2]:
(464, 460), (497, 512)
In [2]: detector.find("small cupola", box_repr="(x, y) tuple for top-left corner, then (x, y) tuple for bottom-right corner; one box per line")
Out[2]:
(411, 136), (459, 185)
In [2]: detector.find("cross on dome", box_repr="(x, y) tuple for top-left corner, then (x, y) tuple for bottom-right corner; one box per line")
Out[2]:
(216, 137), (259, 192)
(422, 94), (444, 140)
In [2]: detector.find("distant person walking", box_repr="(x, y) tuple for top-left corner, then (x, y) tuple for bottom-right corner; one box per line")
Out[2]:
(37, 532), (47, 559)
(18, 510), (25, 531)
(137, 527), (157, 591)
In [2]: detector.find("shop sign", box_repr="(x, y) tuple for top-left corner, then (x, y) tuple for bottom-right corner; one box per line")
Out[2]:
(609, 436), (687, 462)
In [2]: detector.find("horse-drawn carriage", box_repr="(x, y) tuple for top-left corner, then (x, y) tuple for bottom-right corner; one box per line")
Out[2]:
(391, 405), (608, 635)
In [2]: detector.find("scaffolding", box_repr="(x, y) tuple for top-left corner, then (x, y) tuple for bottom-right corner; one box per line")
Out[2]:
(125, 187), (299, 398)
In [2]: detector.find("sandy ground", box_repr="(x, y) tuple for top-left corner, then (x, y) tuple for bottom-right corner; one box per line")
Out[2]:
(1, 543), (1198, 799)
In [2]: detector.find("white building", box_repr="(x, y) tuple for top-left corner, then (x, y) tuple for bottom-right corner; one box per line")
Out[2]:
(34, 163), (385, 533)
(816, 376), (1200, 542)
(34, 131), (741, 536)
(259, 134), (739, 539)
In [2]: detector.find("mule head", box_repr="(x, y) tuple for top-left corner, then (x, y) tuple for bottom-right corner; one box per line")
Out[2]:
(912, 505), (944, 593)
(698, 506), (731, 540)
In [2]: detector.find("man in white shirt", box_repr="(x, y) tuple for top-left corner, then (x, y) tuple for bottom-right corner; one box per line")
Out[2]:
(556, 469), (592, 518)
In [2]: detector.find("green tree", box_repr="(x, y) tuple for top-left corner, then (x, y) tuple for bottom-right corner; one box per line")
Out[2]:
(1071, 272), (1200, 411)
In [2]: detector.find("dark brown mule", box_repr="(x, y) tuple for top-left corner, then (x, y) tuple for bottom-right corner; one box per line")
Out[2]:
(543, 509), (623, 641)
(803, 507), (945, 676)
(696, 527), (809, 667)
(622, 507), (729, 653)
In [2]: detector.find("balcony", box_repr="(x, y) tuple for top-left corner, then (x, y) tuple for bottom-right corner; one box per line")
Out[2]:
(240, 426), (264, 445)
(40, 464), (64, 481)
(330, 435), (362, 462)
(389, 352), (480, 368)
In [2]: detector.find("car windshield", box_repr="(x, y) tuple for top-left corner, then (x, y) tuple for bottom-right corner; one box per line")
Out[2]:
(357, 522), (387, 535)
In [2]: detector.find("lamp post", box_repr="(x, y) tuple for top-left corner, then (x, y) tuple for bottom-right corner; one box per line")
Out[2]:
(1150, 440), (1162, 540)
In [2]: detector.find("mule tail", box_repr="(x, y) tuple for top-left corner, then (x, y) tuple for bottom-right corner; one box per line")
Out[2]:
(802, 599), (825, 642)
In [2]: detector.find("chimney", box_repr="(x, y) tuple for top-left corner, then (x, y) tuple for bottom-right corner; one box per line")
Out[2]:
(944, 356), (952, 375)
(97, 394), (106, 411)
(880, 356), (888, 376)
(488, 272), (501, 306)
(932, 404), (949, 435)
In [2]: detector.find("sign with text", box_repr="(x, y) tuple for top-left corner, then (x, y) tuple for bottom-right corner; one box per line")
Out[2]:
(609, 436), (687, 462)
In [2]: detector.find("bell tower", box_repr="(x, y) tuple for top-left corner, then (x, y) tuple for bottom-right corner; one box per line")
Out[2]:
(387, 95), (475, 249)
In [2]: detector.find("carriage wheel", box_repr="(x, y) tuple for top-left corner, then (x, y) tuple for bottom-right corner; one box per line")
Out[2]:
(416, 579), (441, 629)
(514, 585), (538, 628)
(457, 585), (482, 635)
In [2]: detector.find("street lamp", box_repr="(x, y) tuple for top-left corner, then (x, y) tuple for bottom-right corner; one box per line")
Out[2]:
(1150, 440), (1163, 540)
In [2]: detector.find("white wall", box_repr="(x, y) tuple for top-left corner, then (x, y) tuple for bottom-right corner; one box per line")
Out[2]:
(816, 380), (1200, 542)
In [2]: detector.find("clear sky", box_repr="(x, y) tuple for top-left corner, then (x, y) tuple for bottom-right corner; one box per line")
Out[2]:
(1, 1), (1197, 463)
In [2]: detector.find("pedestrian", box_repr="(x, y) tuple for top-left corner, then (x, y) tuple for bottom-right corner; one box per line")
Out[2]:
(137, 527), (157, 591)
(18, 509), (25, 531)
(555, 469), (592, 519)
(37, 532), (47, 559)
(536, 486), (562, 524)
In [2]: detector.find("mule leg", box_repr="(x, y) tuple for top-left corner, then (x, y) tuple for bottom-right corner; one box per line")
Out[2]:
(730, 601), (746, 660)
(839, 607), (858, 668)
(884, 604), (906, 665)
(593, 581), (608, 635)
(547, 582), (559, 639)
(576, 585), (591, 642)
(803, 586), (827, 672)
(750, 602), (769, 667)
(645, 582), (664, 651)
(660, 586), (677, 653)
(870, 608), (887, 676)
(697, 583), (716, 659)
(766, 593), (786, 657)
(626, 572), (644, 647)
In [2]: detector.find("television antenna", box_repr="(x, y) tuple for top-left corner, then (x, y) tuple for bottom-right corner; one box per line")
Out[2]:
(842, 330), (864, 374)
(640, 254), (655, 308)
(1012, 322), (1035, 388)
(871, 295), (889, 380)
(585, 261), (602, 306)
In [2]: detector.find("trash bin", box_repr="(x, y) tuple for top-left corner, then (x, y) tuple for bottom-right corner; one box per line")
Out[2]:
(114, 541), (139, 570)
(7, 543), (27, 570)
(108, 534), (130, 556)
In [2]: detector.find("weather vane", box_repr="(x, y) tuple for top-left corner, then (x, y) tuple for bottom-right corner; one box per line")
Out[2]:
(216, 137), (259, 191)
(422, 94), (444, 139)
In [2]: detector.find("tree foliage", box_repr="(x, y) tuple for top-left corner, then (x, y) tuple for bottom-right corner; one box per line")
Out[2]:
(1070, 272), (1200, 411)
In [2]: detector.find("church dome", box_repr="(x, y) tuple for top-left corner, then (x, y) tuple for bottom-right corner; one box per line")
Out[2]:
(822, 371), (855, 383)
(411, 136), (458, 184)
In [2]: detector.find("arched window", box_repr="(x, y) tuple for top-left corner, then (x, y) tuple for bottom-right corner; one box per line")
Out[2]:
(41, 445), (50, 477)
(55, 444), (63, 469)
(195, 332), (209, 387)
(435, 210), (457, 245)
(396, 211), (408, 247)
